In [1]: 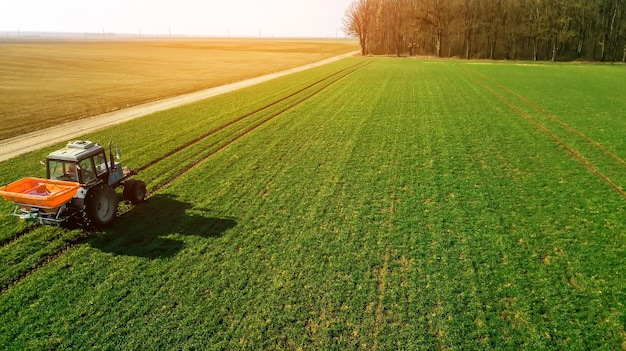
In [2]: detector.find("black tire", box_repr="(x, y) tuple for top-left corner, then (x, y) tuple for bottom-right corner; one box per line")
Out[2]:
(123, 179), (146, 205)
(86, 184), (118, 227)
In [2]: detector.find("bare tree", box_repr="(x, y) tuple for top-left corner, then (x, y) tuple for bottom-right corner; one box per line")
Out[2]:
(545, 0), (575, 61)
(404, 1), (428, 56)
(344, 0), (379, 55)
(426, 0), (454, 57)
(460, 0), (481, 59)
(482, 0), (505, 59)
(342, 0), (626, 61)
(389, 0), (409, 56)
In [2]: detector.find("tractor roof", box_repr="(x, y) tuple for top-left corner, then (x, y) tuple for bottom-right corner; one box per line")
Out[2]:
(46, 140), (104, 162)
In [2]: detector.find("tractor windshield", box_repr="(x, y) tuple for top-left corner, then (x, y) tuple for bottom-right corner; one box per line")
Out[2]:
(48, 160), (79, 183)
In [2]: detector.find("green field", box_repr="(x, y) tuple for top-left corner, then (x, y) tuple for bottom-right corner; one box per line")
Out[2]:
(1, 58), (626, 349)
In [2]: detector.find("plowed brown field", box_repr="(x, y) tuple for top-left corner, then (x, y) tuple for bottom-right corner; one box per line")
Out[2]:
(0, 38), (358, 140)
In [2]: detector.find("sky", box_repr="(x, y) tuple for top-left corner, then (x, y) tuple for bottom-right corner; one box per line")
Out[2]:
(0, 0), (354, 38)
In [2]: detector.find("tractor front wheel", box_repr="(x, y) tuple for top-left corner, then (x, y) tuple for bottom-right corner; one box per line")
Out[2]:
(86, 184), (118, 227)
(123, 179), (147, 204)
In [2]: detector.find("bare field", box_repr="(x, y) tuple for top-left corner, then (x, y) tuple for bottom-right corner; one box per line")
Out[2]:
(0, 38), (358, 140)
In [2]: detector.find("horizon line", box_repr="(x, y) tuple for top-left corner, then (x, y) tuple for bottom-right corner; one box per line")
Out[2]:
(0, 29), (351, 40)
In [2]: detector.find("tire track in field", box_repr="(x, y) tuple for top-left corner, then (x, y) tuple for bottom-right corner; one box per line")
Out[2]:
(372, 186), (396, 351)
(462, 69), (626, 199)
(136, 60), (370, 173)
(471, 70), (626, 169)
(372, 124), (401, 349)
(143, 60), (371, 197)
(0, 60), (371, 295)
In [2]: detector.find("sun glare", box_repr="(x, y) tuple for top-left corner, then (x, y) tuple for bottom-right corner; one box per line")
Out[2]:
(0, 0), (353, 38)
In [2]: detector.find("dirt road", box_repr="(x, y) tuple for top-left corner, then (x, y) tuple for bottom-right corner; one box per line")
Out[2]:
(0, 50), (359, 162)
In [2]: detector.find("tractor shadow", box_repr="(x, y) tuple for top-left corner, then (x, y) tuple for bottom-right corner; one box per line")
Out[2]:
(89, 194), (237, 259)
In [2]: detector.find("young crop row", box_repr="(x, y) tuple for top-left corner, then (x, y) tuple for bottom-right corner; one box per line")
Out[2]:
(2, 58), (626, 349)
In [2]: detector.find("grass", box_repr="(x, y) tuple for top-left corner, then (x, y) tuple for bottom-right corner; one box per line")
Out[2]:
(0, 38), (358, 140)
(1, 57), (626, 349)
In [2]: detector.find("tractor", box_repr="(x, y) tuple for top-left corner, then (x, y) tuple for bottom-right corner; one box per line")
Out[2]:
(0, 140), (146, 227)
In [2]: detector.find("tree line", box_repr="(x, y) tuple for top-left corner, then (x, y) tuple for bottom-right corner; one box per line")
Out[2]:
(344, 0), (626, 61)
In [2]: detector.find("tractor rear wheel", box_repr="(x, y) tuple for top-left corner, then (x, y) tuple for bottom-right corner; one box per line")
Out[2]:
(86, 184), (118, 227)
(123, 179), (147, 204)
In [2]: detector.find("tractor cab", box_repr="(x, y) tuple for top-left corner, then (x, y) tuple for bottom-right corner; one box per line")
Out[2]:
(46, 140), (124, 187)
